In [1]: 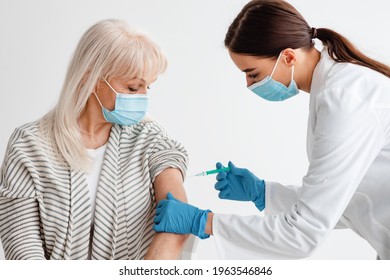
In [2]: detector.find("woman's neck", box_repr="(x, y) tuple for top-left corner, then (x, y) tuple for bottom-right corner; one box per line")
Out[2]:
(296, 47), (321, 93)
(78, 95), (112, 149)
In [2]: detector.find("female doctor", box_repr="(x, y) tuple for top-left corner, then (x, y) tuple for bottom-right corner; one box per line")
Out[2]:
(153, 0), (390, 259)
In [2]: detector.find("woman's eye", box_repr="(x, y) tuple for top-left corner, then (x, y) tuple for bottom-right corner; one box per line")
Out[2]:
(128, 87), (138, 92)
(248, 73), (258, 79)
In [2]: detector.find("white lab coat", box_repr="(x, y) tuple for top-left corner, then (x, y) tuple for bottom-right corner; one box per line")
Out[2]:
(213, 48), (390, 259)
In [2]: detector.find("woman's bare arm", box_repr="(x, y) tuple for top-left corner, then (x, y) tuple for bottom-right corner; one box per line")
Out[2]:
(144, 168), (189, 259)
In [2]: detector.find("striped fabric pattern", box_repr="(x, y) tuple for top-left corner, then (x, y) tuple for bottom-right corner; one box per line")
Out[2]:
(0, 120), (188, 259)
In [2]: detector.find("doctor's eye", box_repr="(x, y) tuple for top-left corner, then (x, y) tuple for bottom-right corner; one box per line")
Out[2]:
(248, 73), (258, 79)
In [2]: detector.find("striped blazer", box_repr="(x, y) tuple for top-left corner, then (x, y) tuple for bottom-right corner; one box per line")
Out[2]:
(0, 120), (188, 259)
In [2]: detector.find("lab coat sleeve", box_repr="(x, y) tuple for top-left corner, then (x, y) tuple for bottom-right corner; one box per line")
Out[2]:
(265, 180), (346, 229)
(213, 88), (385, 259)
(264, 181), (301, 215)
(0, 130), (45, 259)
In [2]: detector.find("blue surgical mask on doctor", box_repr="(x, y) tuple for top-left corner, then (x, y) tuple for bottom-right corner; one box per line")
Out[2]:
(248, 52), (299, 101)
(94, 79), (148, 126)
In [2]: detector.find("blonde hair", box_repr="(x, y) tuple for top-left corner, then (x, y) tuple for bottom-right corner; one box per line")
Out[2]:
(40, 19), (167, 172)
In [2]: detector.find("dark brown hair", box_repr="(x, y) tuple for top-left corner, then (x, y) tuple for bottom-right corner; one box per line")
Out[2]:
(225, 0), (390, 77)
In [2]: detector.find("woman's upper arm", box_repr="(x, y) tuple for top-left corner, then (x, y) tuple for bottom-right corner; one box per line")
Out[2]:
(147, 126), (189, 202)
(145, 168), (188, 260)
(153, 168), (187, 203)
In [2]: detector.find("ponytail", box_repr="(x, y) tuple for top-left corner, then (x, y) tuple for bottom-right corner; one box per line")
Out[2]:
(315, 28), (390, 78)
(225, 0), (390, 78)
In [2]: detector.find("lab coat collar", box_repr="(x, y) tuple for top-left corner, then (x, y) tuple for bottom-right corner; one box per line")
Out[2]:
(310, 47), (337, 95)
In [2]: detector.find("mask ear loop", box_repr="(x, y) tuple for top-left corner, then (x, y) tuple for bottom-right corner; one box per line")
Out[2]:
(270, 52), (283, 78)
(93, 80), (106, 109)
(291, 65), (295, 82)
(103, 78), (119, 96)
(94, 78), (118, 111)
(93, 92), (104, 108)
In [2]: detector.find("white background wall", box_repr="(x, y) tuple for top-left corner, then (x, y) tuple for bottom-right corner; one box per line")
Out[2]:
(0, 0), (389, 260)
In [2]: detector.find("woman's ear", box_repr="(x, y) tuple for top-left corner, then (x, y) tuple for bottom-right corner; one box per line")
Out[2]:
(282, 48), (297, 66)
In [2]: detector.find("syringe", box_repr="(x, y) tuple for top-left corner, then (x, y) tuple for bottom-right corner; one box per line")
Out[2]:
(189, 167), (230, 177)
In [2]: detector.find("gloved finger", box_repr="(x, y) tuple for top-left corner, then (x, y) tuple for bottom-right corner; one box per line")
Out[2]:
(156, 200), (166, 209)
(218, 189), (230, 200)
(216, 171), (227, 181)
(154, 212), (162, 224)
(216, 162), (225, 169)
(167, 192), (180, 202)
(214, 180), (227, 191)
(153, 223), (163, 232)
(155, 200), (167, 216)
(228, 161), (245, 176)
(154, 205), (166, 223)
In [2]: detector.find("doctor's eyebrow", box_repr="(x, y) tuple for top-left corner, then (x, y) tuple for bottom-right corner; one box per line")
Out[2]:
(242, 68), (256, 73)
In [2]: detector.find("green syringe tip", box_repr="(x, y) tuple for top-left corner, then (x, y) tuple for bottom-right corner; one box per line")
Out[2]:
(205, 167), (230, 175)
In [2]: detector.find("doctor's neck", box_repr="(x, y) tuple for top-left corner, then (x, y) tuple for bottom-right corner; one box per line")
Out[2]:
(296, 47), (321, 93)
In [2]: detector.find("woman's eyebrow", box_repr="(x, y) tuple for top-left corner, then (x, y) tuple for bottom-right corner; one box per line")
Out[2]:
(126, 78), (146, 83)
(242, 67), (256, 73)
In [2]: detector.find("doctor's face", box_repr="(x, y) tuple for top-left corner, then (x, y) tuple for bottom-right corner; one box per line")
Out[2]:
(228, 50), (293, 88)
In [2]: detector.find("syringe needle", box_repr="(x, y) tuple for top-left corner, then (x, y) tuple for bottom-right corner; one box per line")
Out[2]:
(188, 167), (230, 178)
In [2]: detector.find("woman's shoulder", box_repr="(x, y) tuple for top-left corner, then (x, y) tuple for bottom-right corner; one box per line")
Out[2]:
(142, 119), (171, 137)
(316, 48), (389, 93)
(7, 120), (41, 146)
(122, 117), (173, 139)
(327, 60), (389, 90)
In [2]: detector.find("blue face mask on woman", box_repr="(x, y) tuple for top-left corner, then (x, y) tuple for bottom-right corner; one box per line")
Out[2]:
(94, 79), (148, 126)
(248, 52), (299, 101)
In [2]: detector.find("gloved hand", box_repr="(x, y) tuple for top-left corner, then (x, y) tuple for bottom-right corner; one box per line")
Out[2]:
(153, 192), (211, 239)
(214, 161), (265, 211)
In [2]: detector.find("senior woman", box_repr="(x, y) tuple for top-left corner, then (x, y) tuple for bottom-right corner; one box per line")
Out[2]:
(0, 19), (188, 260)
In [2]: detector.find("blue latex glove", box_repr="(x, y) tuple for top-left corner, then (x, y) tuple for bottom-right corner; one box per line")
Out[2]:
(214, 161), (265, 211)
(153, 192), (211, 239)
